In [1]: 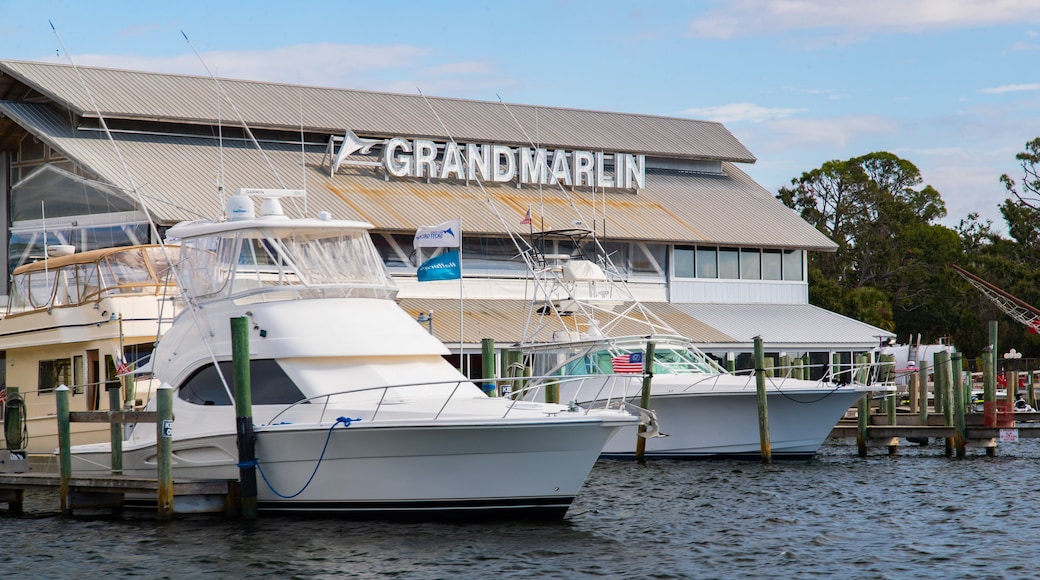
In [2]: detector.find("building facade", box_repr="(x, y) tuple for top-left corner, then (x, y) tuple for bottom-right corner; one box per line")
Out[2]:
(0, 59), (893, 380)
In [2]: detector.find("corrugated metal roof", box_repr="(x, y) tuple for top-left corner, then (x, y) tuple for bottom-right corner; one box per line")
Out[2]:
(396, 298), (738, 346)
(0, 59), (755, 162)
(671, 303), (894, 349)
(0, 100), (835, 249)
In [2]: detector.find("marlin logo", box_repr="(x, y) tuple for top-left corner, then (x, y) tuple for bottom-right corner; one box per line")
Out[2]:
(328, 129), (387, 175)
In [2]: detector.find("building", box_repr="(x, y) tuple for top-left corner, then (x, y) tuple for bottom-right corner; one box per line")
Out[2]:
(0, 59), (893, 380)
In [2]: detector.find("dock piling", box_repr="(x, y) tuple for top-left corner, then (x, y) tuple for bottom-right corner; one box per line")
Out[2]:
(635, 342), (656, 463)
(753, 337), (771, 463)
(231, 316), (258, 520)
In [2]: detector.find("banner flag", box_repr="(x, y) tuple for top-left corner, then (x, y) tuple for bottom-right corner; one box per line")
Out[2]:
(414, 219), (462, 248)
(417, 250), (462, 281)
(520, 209), (532, 225)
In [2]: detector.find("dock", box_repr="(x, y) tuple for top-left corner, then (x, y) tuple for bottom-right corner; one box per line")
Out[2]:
(830, 411), (1040, 454)
(0, 471), (236, 515)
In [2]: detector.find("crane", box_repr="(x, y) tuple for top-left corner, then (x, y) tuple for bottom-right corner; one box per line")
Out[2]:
(950, 263), (1040, 334)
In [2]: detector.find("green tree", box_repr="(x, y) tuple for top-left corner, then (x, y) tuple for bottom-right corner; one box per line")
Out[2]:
(778, 152), (956, 340)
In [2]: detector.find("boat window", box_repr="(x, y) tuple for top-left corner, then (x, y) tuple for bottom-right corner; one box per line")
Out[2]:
(38, 358), (72, 394)
(177, 359), (306, 406)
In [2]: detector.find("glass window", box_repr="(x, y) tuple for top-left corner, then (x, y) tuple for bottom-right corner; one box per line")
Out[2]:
(740, 249), (761, 279)
(718, 247), (739, 279)
(177, 359), (305, 406)
(762, 250), (782, 280)
(632, 243), (666, 277)
(696, 247), (717, 278)
(461, 236), (530, 276)
(673, 247), (695, 278)
(783, 250), (803, 281)
(39, 358), (72, 394)
(373, 233), (416, 269)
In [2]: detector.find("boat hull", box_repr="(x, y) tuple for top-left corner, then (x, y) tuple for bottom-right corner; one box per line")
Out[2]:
(599, 388), (868, 459)
(71, 417), (628, 519)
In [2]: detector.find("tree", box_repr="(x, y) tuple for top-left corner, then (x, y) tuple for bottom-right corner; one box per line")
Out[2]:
(778, 152), (956, 341)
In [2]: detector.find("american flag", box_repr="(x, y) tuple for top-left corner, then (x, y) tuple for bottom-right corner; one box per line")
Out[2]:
(520, 209), (532, 225)
(612, 352), (644, 374)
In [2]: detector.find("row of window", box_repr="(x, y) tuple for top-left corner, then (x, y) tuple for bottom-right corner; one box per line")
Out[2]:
(373, 234), (805, 282)
(674, 246), (802, 281)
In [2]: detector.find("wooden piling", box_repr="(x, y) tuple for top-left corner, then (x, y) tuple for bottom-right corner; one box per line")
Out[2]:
(918, 360), (929, 423)
(952, 352), (966, 457)
(231, 316), (257, 520)
(108, 385), (123, 475)
(481, 338), (496, 396)
(635, 342), (656, 463)
(936, 350), (953, 457)
(156, 384), (173, 520)
(56, 385), (71, 513)
(753, 337), (771, 463)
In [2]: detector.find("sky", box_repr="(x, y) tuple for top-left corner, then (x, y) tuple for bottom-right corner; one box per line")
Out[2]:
(2, 0), (1040, 235)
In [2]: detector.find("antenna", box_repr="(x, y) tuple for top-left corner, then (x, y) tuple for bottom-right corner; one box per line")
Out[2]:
(50, 21), (234, 403)
(180, 30), (305, 217)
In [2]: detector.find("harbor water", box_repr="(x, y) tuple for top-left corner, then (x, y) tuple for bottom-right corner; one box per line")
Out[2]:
(4, 437), (1040, 579)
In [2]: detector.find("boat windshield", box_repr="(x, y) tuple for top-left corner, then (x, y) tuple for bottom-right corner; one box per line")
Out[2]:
(176, 228), (398, 303)
(559, 344), (720, 376)
(7, 246), (179, 313)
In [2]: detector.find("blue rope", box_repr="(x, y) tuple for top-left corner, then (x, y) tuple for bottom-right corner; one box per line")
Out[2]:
(253, 416), (359, 499)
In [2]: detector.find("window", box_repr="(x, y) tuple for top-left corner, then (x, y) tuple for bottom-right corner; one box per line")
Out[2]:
(177, 359), (306, 406)
(762, 250), (782, 280)
(696, 247), (717, 278)
(39, 358), (72, 394)
(783, 249), (803, 281)
(740, 248), (761, 279)
(673, 246), (695, 278)
(718, 247), (739, 279)
(632, 243), (666, 277)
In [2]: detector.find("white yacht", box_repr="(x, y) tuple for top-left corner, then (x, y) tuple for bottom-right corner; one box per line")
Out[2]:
(514, 228), (888, 460)
(70, 191), (638, 518)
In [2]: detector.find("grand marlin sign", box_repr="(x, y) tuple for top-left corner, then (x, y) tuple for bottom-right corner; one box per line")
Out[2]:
(327, 130), (645, 190)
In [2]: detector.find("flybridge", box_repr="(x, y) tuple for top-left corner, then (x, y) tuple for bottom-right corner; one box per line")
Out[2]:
(326, 131), (645, 190)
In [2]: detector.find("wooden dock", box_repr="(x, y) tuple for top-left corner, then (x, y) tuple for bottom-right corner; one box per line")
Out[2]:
(830, 411), (1040, 453)
(0, 471), (237, 516)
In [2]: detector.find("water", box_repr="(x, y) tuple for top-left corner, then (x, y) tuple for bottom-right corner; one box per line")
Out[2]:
(3, 438), (1040, 579)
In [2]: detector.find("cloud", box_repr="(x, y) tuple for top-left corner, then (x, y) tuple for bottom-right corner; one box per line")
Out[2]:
(680, 102), (806, 123)
(757, 115), (900, 149)
(689, 0), (1040, 39)
(979, 83), (1040, 94)
(68, 43), (508, 96)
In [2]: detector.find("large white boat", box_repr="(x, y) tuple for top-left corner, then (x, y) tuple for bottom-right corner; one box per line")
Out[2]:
(0, 245), (179, 454)
(514, 228), (888, 460)
(69, 191), (638, 518)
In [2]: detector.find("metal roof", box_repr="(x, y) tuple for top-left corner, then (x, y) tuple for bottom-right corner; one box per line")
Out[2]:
(397, 298), (891, 349)
(396, 298), (738, 346)
(0, 100), (836, 249)
(0, 59), (755, 163)
(670, 303), (895, 349)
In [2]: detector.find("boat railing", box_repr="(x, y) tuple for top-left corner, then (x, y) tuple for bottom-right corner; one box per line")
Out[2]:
(717, 360), (894, 391)
(220, 281), (397, 305)
(263, 374), (639, 426)
(515, 373), (642, 410)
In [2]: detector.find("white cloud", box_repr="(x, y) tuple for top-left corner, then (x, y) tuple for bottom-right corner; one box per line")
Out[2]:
(68, 43), (508, 96)
(680, 102), (806, 123)
(758, 115), (900, 149)
(979, 83), (1040, 94)
(689, 0), (1040, 39)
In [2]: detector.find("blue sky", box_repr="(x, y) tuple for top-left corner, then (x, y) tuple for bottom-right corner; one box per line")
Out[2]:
(3, 0), (1040, 234)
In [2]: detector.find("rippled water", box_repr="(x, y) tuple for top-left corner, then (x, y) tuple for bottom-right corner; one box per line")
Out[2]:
(4, 438), (1040, 579)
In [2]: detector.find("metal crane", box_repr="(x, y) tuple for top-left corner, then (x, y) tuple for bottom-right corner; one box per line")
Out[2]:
(951, 263), (1040, 334)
